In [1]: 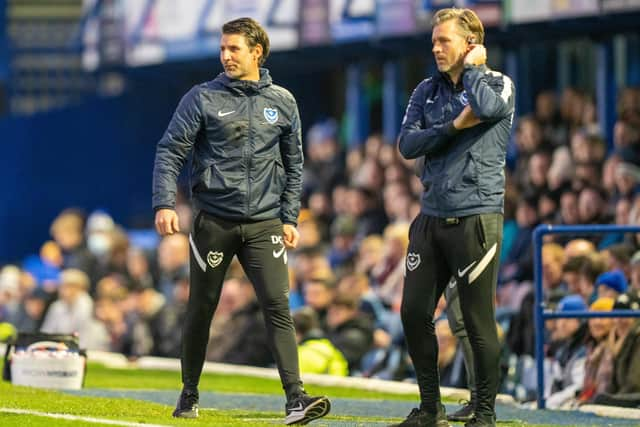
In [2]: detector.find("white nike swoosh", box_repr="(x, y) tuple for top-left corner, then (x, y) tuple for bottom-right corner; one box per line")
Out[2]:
(273, 246), (286, 258)
(218, 110), (235, 117)
(457, 261), (477, 278)
(426, 99), (435, 104)
(468, 243), (497, 284)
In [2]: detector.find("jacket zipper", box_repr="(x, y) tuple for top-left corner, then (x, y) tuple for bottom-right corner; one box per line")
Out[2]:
(245, 94), (252, 217)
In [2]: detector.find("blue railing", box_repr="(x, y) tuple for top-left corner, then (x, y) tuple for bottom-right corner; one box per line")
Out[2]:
(533, 224), (640, 409)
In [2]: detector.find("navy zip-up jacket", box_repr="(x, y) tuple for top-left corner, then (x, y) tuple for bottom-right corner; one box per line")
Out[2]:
(399, 64), (515, 218)
(152, 69), (303, 225)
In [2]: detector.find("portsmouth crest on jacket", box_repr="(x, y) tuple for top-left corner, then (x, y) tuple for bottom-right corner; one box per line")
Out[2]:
(264, 107), (278, 124)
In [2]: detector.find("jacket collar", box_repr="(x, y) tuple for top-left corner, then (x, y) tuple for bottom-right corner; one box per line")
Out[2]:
(215, 68), (272, 94)
(435, 64), (488, 91)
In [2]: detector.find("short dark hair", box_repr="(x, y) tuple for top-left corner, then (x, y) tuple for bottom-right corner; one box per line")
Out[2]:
(222, 17), (270, 66)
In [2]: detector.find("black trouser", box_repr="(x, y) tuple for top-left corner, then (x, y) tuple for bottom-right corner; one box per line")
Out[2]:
(183, 212), (302, 399)
(445, 278), (476, 401)
(401, 213), (502, 420)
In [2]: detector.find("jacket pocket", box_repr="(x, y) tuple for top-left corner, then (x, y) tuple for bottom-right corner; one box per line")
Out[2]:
(440, 152), (480, 208)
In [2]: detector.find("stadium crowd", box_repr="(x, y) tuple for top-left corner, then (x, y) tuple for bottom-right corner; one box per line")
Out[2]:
(1, 86), (640, 408)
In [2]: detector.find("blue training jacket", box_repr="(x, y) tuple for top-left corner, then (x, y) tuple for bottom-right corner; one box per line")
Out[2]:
(399, 64), (515, 218)
(152, 69), (303, 225)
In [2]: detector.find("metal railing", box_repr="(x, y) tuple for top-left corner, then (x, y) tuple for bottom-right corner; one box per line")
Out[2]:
(533, 224), (640, 409)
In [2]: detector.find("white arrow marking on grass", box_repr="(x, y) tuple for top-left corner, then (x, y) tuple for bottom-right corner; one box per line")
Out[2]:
(0, 408), (170, 427)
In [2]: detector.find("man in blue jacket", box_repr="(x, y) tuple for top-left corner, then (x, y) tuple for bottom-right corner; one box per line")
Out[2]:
(394, 8), (515, 427)
(152, 17), (330, 425)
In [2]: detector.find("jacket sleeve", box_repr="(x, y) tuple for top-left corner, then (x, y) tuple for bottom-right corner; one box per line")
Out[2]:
(462, 66), (515, 121)
(152, 86), (203, 211)
(398, 81), (458, 159)
(279, 100), (304, 226)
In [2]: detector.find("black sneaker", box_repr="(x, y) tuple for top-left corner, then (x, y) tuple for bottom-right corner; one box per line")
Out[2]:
(464, 414), (496, 427)
(389, 404), (449, 427)
(447, 400), (475, 422)
(285, 394), (331, 425)
(172, 388), (199, 418)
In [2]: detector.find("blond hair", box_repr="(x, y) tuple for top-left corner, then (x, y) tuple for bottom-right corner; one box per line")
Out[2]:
(432, 8), (484, 44)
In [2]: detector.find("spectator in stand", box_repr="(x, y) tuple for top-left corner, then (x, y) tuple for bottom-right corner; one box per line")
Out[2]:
(206, 276), (273, 367)
(547, 147), (574, 192)
(304, 274), (336, 328)
(125, 247), (154, 291)
(535, 90), (566, 148)
(331, 183), (350, 217)
(383, 181), (414, 224)
(306, 194), (333, 241)
(352, 158), (385, 193)
(49, 209), (96, 279)
(11, 286), (49, 332)
(513, 116), (545, 191)
(558, 188), (581, 228)
(602, 152), (623, 197)
(435, 318), (467, 389)
(302, 118), (344, 198)
(578, 186), (609, 227)
(545, 295), (588, 409)
(156, 233), (189, 301)
(524, 148), (552, 197)
(615, 162), (640, 200)
(595, 270), (628, 300)
(326, 291), (374, 374)
(576, 254), (607, 305)
(40, 268), (94, 348)
(0, 265), (21, 324)
(602, 243), (634, 278)
(93, 297), (128, 353)
(570, 130), (606, 166)
(562, 256), (587, 295)
(499, 194), (538, 284)
(151, 271), (189, 358)
(577, 297), (616, 404)
(296, 209), (324, 250)
(293, 307), (348, 376)
(371, 223), (409, 311)
(354, 235), (384, 282)
(85, 210), (117, 283)
(630, 251), (640, 292)
(327, 215), (358, 271)
(346, 186), (388, 241)
(119, 288), (156, 358)
(564, 239), (596, 261)
(593, 292), (640, 407)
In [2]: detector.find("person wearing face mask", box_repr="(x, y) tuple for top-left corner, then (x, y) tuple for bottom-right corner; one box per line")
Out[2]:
(152, 17), (329, 425)
(395, 7), (515, 427)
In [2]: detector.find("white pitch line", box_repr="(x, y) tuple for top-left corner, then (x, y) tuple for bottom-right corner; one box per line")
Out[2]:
(0, 408), (170, 427)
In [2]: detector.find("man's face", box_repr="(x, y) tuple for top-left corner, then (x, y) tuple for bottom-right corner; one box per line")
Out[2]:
(432, 20), (468, 74)
(220, 33), (260, 80)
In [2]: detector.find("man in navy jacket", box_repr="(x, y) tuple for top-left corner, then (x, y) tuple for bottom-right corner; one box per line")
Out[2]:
(153, 17), (330, 425)
(394, 7), (515, 427)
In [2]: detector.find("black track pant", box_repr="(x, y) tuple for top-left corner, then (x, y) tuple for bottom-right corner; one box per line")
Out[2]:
(401, 213), (502, 419)
(182, 212), (302, 399)
(445, 278), (476, 400)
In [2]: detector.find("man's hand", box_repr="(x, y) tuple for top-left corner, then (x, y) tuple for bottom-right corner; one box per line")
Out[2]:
(464, 44), (486, 66)
(283, 223), (300, 249)
(453, 105), (482, 130)
(155, 209), (180, 236)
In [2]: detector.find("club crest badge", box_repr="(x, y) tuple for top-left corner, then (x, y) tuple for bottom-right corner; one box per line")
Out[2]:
(406, 252), (421, 272)
(207, 251), (223, 269)
(459, 91), (469, 106)
(264, 107), (278, 124)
